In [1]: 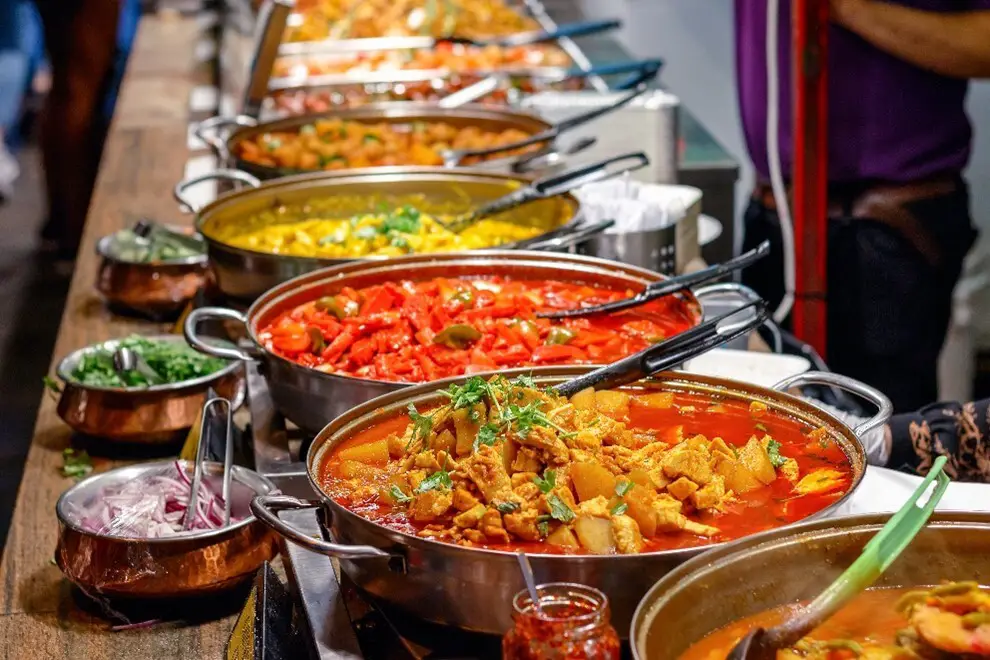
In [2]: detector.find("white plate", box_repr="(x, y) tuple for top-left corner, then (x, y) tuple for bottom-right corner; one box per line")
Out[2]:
(833, 465), (990, 516)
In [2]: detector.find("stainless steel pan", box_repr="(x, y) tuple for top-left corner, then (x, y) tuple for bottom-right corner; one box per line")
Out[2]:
(249, 369), (888, 636)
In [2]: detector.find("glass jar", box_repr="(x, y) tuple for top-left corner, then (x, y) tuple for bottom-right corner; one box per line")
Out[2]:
(502, 583), (621, 660)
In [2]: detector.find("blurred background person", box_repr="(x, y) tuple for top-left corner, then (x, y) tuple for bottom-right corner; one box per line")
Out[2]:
(0, 0), (42, 202)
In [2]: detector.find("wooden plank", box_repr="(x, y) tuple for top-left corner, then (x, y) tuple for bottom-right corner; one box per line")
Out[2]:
(0, 14), (237, 658)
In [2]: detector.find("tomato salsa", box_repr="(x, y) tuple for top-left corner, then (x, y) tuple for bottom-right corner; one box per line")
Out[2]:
(258, 276), (699, 383)
(318, 377), (855, 556)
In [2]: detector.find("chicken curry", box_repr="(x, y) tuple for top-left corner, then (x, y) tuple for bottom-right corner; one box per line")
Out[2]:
(680, 582), (990, 659)
(319, 376), (855, 555)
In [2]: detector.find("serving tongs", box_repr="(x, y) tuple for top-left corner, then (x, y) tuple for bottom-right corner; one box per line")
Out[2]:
(277, 19), (622, 56)
(555, 300), (770, 397)
(538, 240), (772, 320)
(726, 455), (951, 660)
(182, 396), (235, 530)
(441, 85), (648, 167)
(112, 347), (165, 386)
(438, 151), (649, 233)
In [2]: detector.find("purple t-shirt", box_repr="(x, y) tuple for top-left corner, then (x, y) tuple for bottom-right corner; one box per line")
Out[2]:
(736, 0), (990, 183)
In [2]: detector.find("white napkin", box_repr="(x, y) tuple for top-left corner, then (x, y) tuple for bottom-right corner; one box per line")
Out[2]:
(574, 178), (697, 234)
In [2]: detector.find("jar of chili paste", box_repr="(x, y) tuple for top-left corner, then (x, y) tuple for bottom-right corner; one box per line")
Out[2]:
(502, 583), (620, 660)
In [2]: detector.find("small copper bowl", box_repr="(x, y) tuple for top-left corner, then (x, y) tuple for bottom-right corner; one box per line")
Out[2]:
(95, 231), (209, 319)
(54, 335), (245, 444)
(55, 460), (278, 599)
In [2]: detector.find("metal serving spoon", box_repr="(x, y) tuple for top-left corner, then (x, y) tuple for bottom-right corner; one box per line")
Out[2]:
(112, 347), (165, 386)
(437, 151), (649, 234)
(555, 300), (770, 398)
(726, 455), (950, 660)
(538, 240), (771, 320)
(440, 85), (648, 167)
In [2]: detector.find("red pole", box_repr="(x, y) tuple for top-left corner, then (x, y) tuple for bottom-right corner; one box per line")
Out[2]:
(791, 0), (829, 357)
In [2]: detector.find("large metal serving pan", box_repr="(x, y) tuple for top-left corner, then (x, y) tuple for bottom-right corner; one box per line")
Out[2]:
(195, 102), (555, 180)
(249, 368), (889, 636)
(630, 512), (990, 659)
(174, 167), (584, 301)
(183, 250), (705, 432)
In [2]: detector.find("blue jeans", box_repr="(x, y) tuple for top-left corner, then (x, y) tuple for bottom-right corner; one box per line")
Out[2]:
(0, 0), (42, 147)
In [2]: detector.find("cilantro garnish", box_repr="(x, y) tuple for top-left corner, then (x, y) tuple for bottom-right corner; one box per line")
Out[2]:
(495, 501), (520, 514)
(379, 206), (421, 234)
(440, 376), (490, 410)
(512, 374), (537, 389)
(389, 485), (412, 504)
(472, 423), (499, 454)
(414, 458), (452, 494)
(61, 448), (93, 480)
(405, 403), (433, 450)
(533, 469), (556, 494)
(547, 493), (575, 523)
(766, 438), (787, 468)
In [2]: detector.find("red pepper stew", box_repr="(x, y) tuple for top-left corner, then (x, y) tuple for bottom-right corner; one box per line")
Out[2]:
(258, 277), (698, 382)
(318, 387), (854, 555)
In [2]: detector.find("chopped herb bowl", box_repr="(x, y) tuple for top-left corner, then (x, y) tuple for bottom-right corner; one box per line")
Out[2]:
(52, 335), (245, 444)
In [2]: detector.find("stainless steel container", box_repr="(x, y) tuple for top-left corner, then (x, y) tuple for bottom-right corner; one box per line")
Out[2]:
(249, 369), (888, 636)
(630, 512), (990, 658)
(174, 167), (583, 301)
(183, 250), (703, 433)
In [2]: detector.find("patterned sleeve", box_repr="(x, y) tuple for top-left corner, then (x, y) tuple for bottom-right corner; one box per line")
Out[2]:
(886, 399), (990, 482)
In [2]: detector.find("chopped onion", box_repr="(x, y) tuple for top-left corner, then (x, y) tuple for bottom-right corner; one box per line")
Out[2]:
(69, 463), (251, 538)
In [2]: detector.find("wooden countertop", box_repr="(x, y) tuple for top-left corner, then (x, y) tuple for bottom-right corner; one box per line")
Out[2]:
(0, 14), (238, 658)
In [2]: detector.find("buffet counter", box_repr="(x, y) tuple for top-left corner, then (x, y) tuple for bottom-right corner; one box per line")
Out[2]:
(0, 14), (235, 658)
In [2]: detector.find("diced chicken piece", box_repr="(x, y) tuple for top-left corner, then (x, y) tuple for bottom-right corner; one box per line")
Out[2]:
(453, 503), (487, 528)
(684, 434), (710, 453)
(408, 489), (453, 522)
(413, 452), (442, 471)
(511, 472), (538, 489)
(602, 445), (638, 471)
(479, 508), (511, 544)
(690, 475), (726, 511)
(793, 469), (847, 496)
(737, 436), (777, 485)
(780, 458), (800, 483)
(654, 493), (683, 513)
(387, 433), (407, 459)
(661, 449), (713, 486)
(514, 426), (569, 465)
(713, 454), (763, 494)
(750, 400), (768, 418)
(576, 495), (612, 518)
(462, 444), (513, 503)
(708, 437), (735, 459)
(667, 477), (700, 501)
(511, 447), (543, 474)
(611, 515), (644, 554)
(570, 429), (602, 451)
(514, 482), (541, 503)
(462, 529), (486, 544)
(648, 468), (671, 490)
(452, 487), (480, 512)
(504, 510), (542, 542)
(683, 520), (720, 537)
(654, 508), (690, 533)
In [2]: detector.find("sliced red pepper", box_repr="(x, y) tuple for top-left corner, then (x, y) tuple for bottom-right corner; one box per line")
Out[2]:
(488, 344), (531, 365)
(414, 351), (439, 380)
(322, 329), (357, 363)
(349, 338), (376, 365)
(272, 333), (312, 353)
(531, 344), (587, 363)
(360, 285), (396, 316)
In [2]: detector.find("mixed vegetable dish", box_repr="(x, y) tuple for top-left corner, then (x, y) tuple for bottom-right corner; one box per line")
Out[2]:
(67, 336), (228, 388)
(681, 582), (990, 659)
(204, 203), (557, 259)
(234, 118), (538, 171)
(258, 276), (698, 382)
(319, 376), (854, 554)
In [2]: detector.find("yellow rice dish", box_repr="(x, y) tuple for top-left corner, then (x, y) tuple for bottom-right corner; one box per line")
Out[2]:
(206, 204), (550, 259)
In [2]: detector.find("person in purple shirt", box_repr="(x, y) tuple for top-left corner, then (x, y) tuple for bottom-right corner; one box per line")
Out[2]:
(737, 0), (990, 413)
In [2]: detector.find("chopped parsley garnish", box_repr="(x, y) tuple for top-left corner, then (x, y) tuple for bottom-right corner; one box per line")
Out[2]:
(472, 423), (499, 454)
(317, 153), (345, 167)
(495, 501), (520, 514)
(61, 448), (93, 480)
(501, 402), (549, 439)
(547, 493), (575, 523)
(414, 458), (452, 494)
(533, 469), (556, 494)
(389, 485), (412, 504)
(405, 403), (433, 450)
(766, 438), (787, 468)
(362, 133), (382, 143)
(512, 374), (537, 389)
(379, 206), (421, 234)
(440, 376), (490, 410)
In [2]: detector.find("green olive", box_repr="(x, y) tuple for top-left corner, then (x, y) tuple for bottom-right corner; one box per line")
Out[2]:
(315, 296), (359, 320)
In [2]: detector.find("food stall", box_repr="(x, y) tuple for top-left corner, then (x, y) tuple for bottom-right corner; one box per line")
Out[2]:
(1, 1), (984, 659)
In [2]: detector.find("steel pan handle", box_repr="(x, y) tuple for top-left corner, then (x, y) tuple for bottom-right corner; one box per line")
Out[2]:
(772, 371), (893, 437)
(184, 307), (257, 361)
(694, 282), (783, 353)
(174, 169), (261, 213)
(251, 494), (393, 560)
(193, 115), (258, 157)
(525, 220), (614, 251)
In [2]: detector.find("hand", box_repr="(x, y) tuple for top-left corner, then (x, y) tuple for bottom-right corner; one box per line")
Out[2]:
(830, 0), (870, 27)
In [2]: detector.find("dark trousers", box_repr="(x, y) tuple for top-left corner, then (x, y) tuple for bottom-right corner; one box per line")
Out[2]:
(741, 181), (977, 413)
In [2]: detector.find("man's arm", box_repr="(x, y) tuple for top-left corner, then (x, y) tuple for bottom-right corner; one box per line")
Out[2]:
(831, 0), (990, 78)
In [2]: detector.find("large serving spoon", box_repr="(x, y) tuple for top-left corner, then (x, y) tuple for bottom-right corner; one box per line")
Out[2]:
(726, 455), (950, 660)
(555, 300), (769, 398)
(441, 86), (647, 167)
(538, 241), (771, 320)
(112, 347), (165, 386)
(437, 151), (649, 234)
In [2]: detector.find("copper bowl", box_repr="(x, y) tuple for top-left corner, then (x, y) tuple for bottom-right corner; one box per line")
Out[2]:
(55, 460), (278, 598)
(54, 335), (245, 444)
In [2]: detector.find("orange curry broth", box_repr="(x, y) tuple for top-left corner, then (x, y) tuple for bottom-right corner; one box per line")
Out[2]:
(258, 276), (699, 383)
(679, 589), (918, 660)
(317, 390), (853, 554)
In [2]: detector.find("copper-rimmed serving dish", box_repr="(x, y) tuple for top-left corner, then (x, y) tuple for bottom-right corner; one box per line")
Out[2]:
(248, 368), (890, 636)
(53, 335), (245, 444)
(630, 512), (990, 659)
(184, 250), (710, 433)
(55, 460), (278, 598)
